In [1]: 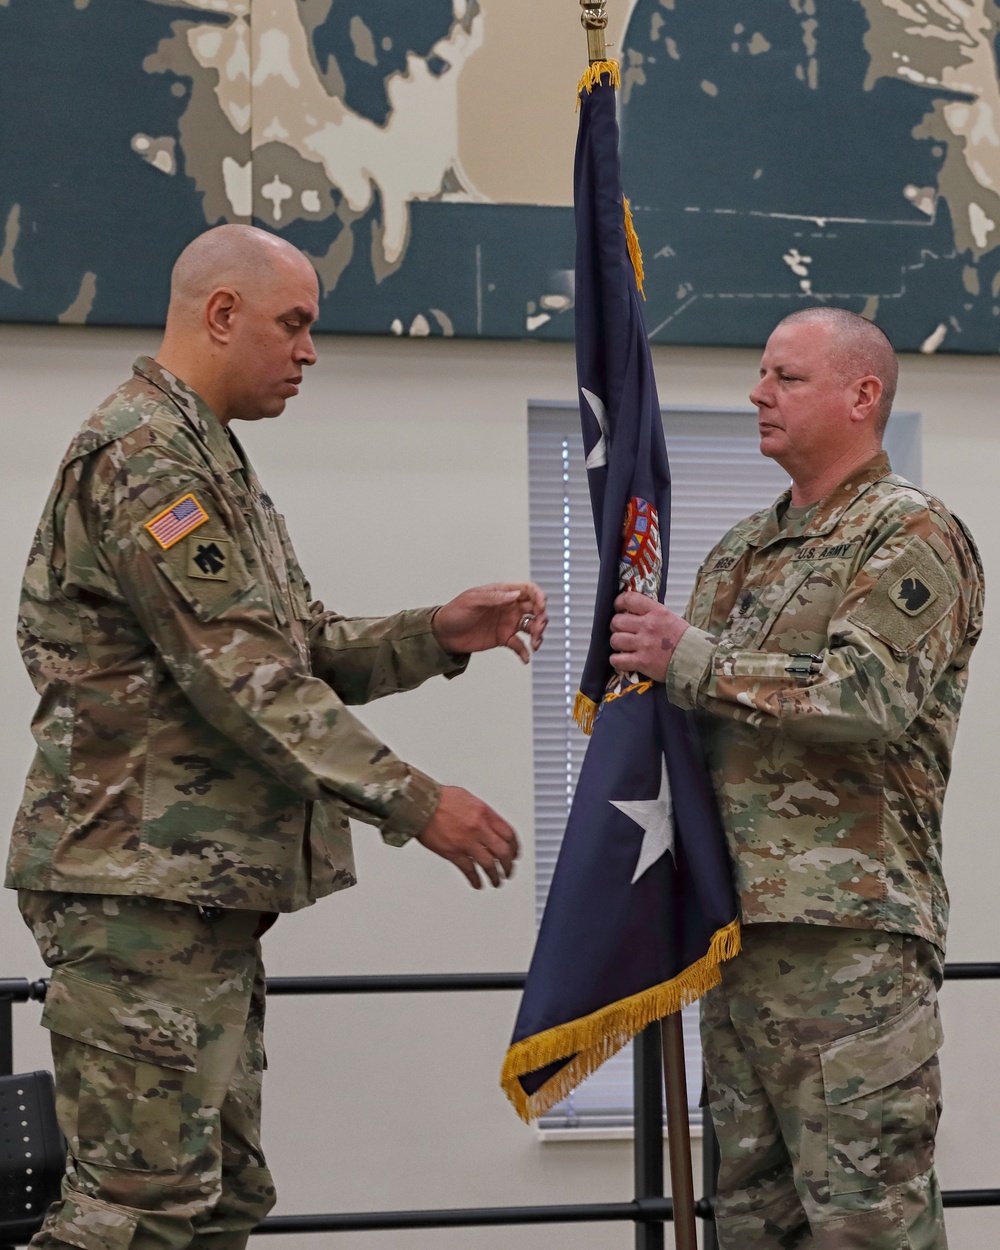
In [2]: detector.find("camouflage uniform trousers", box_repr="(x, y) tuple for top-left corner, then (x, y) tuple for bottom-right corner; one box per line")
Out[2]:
(701, 922), (946, 1250)
(18, 891), (277, 1250)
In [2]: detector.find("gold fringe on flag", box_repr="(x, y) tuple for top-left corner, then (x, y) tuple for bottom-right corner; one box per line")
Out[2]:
(572, 690), (599, 736)
(577, 59), (621, 107)
(573, 681), (653, 735)
(500, 918), (741, 1123)
(623, 196), (646, 299)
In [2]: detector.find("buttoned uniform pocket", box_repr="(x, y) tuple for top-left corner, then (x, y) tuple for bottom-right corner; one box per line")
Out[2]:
(816, 990), (943, 1196)
(41, 968), (199, 1175)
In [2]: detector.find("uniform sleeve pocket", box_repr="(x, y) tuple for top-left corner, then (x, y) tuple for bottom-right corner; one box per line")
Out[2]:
(137, 527), (259, 623)
(848, 537), (958, 657)
(817, 992), (942, 1195)
(120, 485), (261, 630)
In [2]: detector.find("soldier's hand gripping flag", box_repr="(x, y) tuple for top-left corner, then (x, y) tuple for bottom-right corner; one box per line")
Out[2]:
(501, 62), (741, 1121)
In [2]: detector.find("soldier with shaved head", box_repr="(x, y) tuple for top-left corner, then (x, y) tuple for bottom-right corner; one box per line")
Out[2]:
(612, 309), (983, 1249)
(7, 225), (547, 1250)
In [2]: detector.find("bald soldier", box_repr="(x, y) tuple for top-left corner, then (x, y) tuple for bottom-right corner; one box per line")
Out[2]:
(612, 308), (983, 1249)
(7, 225), (547, 1250)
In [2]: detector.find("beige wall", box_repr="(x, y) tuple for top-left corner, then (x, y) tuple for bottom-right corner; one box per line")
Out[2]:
(457, 0), (638, 206)
(0, 325), (997, 1248)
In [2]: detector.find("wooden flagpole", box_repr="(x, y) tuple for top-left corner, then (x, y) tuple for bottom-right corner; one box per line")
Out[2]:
(661, 1015), (698, 1250)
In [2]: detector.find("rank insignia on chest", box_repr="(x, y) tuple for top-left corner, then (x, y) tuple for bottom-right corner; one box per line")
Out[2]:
(144, 493), (209, 550)
(187, 538), (231, 581)
(890, 571), (937, 616)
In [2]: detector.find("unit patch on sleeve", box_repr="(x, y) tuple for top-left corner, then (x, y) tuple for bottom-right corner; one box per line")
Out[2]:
(889, 572), (938, 617)
(187, 538), (231, 581)
(849, 536), (957, 655)
(144, 494), (209, 550)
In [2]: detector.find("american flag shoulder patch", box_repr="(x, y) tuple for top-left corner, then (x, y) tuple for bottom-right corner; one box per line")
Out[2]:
(144, 493), (210, 550)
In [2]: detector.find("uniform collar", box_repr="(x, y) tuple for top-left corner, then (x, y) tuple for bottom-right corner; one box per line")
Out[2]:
(133, 356), (243, 474)
(752, 451), (892, 548)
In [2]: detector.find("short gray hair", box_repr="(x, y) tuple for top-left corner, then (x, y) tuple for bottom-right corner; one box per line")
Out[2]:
(777, 307), (899, 435)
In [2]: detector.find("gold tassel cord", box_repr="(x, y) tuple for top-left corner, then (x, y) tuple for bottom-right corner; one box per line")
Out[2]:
(501, 919), (741, 1122)
(577, 59), (621, 107)
(572, 690), (599, 736)
(623, 197), (646, 299)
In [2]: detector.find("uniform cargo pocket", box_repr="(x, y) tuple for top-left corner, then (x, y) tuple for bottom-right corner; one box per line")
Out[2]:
(42, 969), (198, 1175)
(41, 1191), (140, 1250)
(818, 991), (942, 1195)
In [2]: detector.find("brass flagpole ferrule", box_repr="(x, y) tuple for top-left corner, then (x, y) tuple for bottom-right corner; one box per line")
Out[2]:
(580, 0), (609, 64)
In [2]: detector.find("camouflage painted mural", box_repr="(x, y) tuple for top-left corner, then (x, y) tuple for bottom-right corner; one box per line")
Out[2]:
(3, 0), (1000, 351)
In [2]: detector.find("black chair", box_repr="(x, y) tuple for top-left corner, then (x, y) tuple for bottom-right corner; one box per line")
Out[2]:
(0, 1072), (64, 1245)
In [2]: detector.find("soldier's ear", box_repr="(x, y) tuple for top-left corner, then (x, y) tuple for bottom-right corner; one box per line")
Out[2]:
(204, 286), (240, 345)
(850, 375), (882, 427)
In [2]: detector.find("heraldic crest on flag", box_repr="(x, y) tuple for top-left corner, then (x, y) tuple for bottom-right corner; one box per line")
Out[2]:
(500, 61), (741, 1122)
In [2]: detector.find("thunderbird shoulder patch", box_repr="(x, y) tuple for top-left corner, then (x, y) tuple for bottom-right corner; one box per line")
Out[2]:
(144, 494), (209, 550)
(187, 537), (231, 582)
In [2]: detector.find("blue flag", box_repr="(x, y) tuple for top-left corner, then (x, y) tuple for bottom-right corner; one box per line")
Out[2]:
(501, 63), (740, 1122)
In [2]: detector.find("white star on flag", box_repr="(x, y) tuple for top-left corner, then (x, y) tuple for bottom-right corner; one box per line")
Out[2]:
(581, 388), (608, 469)
(611, 758), (675, 884)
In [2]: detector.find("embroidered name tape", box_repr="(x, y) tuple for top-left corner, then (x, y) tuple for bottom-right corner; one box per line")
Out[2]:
(144, 493), (209, 550)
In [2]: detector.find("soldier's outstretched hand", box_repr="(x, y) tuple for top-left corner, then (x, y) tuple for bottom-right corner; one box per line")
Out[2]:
(432, 583), (547, 664)
(417, 786), (520, 888)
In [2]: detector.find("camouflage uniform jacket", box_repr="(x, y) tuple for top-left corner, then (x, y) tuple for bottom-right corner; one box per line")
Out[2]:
(6, 357), (467, 912)
(667, 452), (984, 949)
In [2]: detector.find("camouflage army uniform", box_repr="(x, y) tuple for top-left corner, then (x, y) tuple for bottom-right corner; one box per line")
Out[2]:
(7, 357), (468, 1249)
(666, 453), (984, 1248)
(18, 891), (272, 1250)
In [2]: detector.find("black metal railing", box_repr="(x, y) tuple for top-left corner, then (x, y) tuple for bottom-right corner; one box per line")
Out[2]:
(1, 962), (998, 1247)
